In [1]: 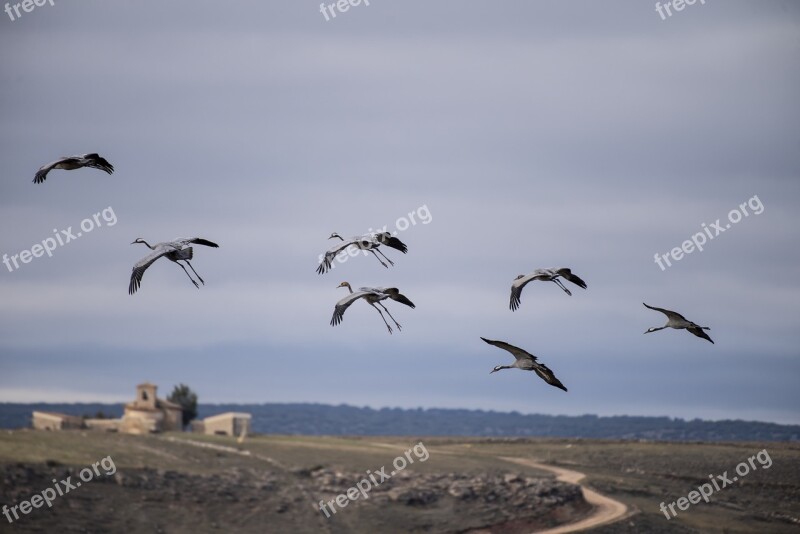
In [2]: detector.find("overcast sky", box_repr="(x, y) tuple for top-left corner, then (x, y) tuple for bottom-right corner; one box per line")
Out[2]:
(1, 1), (798, 425)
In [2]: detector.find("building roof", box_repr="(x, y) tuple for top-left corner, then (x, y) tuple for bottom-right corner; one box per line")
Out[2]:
(158, 398), (183, 410)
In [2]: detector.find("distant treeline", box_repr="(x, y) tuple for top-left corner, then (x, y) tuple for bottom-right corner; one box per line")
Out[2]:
(1, 402), (797, 441)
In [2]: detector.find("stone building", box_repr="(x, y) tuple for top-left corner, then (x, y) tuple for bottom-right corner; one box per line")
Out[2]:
(119, 383), (183, 434)
(32, 383), (184, 434)
(32, 411), (84, 431)
(202, 412), (251, 437)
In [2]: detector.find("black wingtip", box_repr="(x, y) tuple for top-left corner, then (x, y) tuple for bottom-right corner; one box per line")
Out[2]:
(193, 238), (219, 248)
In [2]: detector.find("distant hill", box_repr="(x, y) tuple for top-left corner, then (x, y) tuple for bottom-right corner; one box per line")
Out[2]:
(1, 402), (797, 441)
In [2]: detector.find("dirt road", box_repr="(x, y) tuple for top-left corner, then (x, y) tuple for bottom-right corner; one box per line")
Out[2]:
(502, 457), (629, 533)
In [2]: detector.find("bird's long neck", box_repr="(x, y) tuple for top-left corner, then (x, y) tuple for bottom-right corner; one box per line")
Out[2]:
(332, 234), (344, 241)
(342, 283), (353, 294)
(139, 240), (155, 250)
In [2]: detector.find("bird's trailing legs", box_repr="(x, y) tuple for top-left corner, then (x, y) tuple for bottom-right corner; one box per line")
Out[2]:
(370, 303), (393, 334)
(183, 260), (205, 285)
(552, 279), (572, 296)
(368, 250), (390, 269)
(374, 248), (395, 267)
(378, 302), (402, 331)
(176, 262), (200, 289)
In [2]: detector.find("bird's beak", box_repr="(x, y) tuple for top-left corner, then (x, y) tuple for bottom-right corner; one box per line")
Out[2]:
(643, 329), (650, 334)
(130, 241), (136, 245)
(489, 369), (497, 374)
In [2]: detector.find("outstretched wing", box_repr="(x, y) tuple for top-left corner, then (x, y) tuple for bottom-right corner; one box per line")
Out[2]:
(330, 291), (370, 326)
(643, 302), (687, 322)
(129, 248), (172, 295)
(317, 239), (357, 275)
(509, 273), (545, 311)
(556, 268), (587, 290)
(532, 362), (568, 392)
(34, 154), (113, 183)
(390, 293), (415, 308)
(367, 287), (415, 308)
(480, 337), (538, 362)
(174, 237), (219, 248)
(372, 232), (408, 254)
(82, 153), (114, 175)
(687, 326), (714, 344)
(33, 157), (75, 184)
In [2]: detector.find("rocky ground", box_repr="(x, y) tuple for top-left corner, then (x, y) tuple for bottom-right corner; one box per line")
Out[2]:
(1, 431), (798, 533)
(304, 466), (586, 532)
(0, 433), (587, 533)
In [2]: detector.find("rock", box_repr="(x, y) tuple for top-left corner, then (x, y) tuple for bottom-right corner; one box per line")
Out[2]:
(448, 480), (475, 499)
(387, 487), (439, 506)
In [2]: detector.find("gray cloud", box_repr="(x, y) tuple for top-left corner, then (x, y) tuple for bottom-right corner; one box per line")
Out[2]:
(1, 1), (798, 424)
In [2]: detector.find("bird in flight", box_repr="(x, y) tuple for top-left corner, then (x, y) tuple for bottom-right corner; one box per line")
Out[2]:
(34, 153), (114, 184)
(330, 282), (415, 334)
(317, 232), (408, 274)
(481, 337), (568, 391)
(129, 237), (219, 295)
(510, 267), (587, 311)
(643, 302), (714, 344)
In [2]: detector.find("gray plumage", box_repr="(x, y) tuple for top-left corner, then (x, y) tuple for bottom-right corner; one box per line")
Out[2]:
(129, 237), (219, 294)
(34, 153), (114, 184)
(481, 337), (567, 392)
(510, 267), (587, 311)
(317, 232), (407, 274)
(330, 282), (415, 334)
(643, 302), (714, 344)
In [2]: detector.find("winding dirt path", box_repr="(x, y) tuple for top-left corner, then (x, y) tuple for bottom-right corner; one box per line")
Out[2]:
(502, 457), (629, 533)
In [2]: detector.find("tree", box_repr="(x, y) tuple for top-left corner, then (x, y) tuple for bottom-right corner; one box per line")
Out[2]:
(167, 384), (198, 429)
